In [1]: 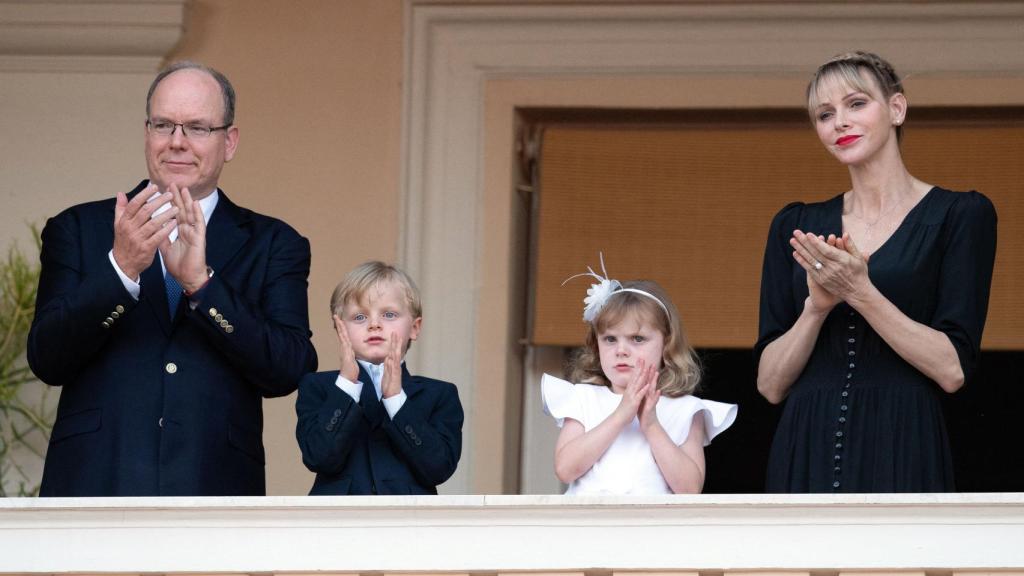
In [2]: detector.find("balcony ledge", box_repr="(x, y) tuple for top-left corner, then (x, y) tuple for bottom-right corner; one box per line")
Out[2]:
(3, 493), (1024, 573)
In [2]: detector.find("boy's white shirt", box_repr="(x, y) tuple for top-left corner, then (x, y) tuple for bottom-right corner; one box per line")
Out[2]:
(334, 359), (407, 419)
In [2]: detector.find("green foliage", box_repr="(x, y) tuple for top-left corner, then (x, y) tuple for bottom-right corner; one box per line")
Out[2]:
(0, 226), (54, 496)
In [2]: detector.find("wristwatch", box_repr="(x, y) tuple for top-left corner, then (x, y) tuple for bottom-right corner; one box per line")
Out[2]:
(183, 266), (214, 297)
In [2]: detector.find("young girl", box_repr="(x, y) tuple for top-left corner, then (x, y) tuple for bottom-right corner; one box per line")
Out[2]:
(543, 261), (736, 494)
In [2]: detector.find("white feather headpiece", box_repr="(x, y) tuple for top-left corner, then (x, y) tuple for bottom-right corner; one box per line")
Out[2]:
(562, 253), (670, 323)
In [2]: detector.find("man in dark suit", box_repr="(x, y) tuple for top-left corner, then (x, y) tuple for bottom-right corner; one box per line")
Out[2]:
(27, 61), (317, 496)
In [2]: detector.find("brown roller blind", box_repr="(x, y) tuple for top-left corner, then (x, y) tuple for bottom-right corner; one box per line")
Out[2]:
(530, 110), (1023, 349)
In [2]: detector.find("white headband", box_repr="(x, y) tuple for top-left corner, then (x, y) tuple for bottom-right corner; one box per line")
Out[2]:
(562, 253), (670, 323)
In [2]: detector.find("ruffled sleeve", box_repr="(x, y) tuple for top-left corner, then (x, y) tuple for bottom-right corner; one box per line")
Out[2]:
(660, 396), (738, 447)
(695, 398), (738, 446)
(541, 373), (585, 428)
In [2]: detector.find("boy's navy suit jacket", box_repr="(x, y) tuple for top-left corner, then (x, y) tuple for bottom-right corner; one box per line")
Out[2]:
(295, 364), (463, 495)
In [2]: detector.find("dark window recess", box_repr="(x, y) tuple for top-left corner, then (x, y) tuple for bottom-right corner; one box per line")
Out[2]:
(698, 349), (1024, 494)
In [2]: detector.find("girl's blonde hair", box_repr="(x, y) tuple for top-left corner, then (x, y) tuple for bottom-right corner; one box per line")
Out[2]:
(806, 51), (905, 143)
(567, 280), (701, 397)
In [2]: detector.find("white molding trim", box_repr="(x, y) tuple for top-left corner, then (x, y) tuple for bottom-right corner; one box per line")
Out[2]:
(3, 494), (1024, 572)
(0, 0), (187, 72)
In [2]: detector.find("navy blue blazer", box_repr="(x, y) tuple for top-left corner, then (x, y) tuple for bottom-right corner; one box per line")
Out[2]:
(28, 180), (318, 496)
(295, 364), (463, 495)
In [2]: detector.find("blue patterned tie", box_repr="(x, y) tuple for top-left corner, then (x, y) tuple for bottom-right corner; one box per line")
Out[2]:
(164, 271), (183, 316)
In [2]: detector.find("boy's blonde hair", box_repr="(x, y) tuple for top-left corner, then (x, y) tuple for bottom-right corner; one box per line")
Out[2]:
(567, 280), (701, 397)
(330, 261), (422, 319)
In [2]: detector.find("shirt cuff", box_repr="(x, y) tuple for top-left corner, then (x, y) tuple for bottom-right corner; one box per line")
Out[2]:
(334, 373), (363, 403)
(382, 391), (407, 419)
(108, 250), (141, 300)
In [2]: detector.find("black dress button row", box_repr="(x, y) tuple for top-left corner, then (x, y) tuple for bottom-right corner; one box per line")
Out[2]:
(833, 308), (859, 492)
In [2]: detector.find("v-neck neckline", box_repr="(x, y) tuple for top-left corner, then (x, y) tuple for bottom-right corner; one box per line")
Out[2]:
(835, 186), (937, 260)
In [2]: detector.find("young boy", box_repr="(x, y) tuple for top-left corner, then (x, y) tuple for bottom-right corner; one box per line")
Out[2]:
(295, 261), (463, 495)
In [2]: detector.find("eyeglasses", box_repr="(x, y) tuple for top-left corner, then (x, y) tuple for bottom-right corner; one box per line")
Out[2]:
(146, 119), (232, 139)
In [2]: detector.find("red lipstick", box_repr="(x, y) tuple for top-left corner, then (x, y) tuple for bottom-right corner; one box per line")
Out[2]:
(835, 135), (861, 146)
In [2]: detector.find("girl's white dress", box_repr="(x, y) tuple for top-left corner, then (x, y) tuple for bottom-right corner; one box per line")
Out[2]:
(542, 373), (738, 494)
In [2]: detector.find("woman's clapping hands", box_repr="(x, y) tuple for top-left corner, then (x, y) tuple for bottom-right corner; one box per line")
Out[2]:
(790, 231), (871, 310)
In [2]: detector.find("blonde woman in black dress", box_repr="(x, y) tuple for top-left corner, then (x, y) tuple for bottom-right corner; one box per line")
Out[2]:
(755, 52), (997, 492)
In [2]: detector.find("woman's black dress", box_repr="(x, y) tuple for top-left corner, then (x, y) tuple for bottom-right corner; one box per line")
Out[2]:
(755, 187), (997, 492)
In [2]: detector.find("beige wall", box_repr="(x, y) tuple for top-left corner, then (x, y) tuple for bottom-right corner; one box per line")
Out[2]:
(2, 0), (405, 495)
(164, 0), (406, 494)
(0, 72), (153, 249)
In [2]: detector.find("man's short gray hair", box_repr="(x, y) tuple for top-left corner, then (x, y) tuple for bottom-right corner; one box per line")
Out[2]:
(146, 61), (236, 126)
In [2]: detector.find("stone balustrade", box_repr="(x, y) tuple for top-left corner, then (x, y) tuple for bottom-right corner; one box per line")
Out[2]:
(2, 494), (1023, 574)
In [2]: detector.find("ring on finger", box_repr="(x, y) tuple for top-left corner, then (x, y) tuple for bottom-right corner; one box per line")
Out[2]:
(814, 261), (823, 271)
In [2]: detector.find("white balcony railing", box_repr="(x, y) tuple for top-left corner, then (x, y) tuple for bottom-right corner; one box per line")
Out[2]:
(2, 494), (1024, 574)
